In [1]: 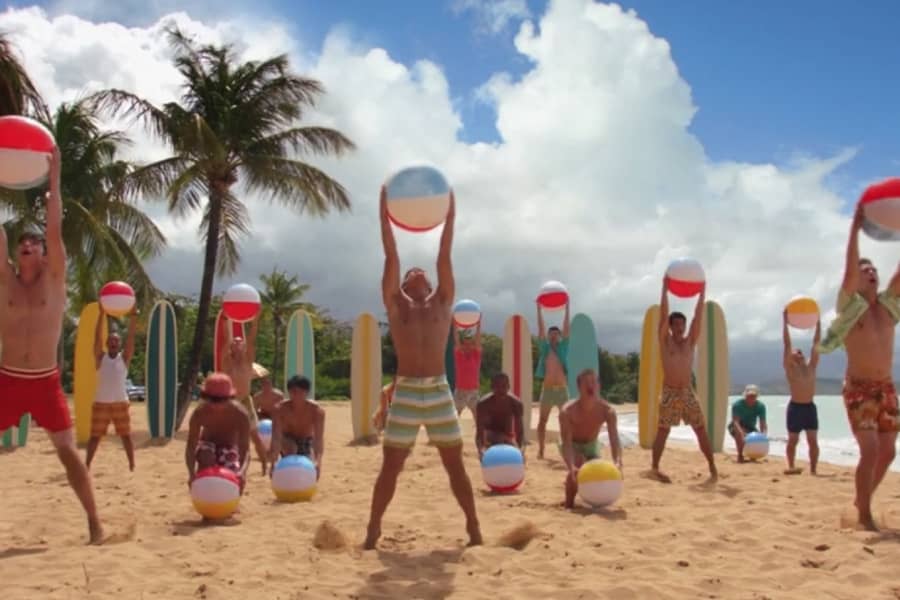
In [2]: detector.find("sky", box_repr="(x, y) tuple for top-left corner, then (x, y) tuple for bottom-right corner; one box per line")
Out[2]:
(2, 0), (899, 384)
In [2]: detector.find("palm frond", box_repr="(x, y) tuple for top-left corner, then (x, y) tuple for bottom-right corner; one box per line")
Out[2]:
(240, 156), (351, 215)
(87, 89), (171, 141)
(243, 126), (355, 158)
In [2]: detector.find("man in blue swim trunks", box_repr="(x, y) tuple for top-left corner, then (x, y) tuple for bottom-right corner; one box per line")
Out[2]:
(535, 299), (571, 458)
(727, 385), (768, 462)
(364, 186), (481, 550)
(782, 309), (821, 475)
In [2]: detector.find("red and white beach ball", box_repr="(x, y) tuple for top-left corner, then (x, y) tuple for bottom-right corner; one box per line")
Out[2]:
(0, 116), (56, 190)
(785, 295), (819, 330)
(859, 178), (900, 241)
(223, 283), (261, 323)
(665, 258), (705, 298)
(384, 165), (451, 232)
(537, 280), (568, 309)
(190, 466), (241, 520)
(99, 281), (135, 317)
(453, 299), (481, 328)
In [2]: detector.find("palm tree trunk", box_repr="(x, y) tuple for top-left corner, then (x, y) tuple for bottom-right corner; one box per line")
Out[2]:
(174, 186), (224, 430)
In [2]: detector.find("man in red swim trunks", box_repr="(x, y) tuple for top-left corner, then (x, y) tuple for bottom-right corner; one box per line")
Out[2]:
(0, 149), (103, 543)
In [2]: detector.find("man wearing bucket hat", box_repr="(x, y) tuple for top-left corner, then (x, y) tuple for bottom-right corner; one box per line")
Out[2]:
(728, 385), (768, 463)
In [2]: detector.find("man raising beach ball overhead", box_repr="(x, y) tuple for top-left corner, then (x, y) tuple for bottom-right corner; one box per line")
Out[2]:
(364, 186), (482, 550)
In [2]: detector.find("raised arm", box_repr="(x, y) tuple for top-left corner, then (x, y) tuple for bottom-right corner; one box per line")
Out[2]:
(606, 407), (623, 471)
(0, 224), (10, 286)
(688, 286), (706, 345)
(435, 191), (456, 305)
(562, 298), (571, 338)
(841, 204), (863, 295)
(380, 186), (400, 309)
(809, 319), (821, 370)
(889, 260), (900, 297)
(474, 319), (482, 348)
(782, 309), (792, 370)
(44, 148), (66, 280)
(246, 313), (259, 363)
(314, 407), (325, 480)
(123, 306), (137, 366)
(94, 306), (106, 368)
(658, 277), (669, 345)
(537, 302), (546, 339)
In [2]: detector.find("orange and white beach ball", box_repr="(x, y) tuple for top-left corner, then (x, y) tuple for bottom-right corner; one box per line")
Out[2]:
(223, 283), (261, 323)
(665, 258), (705, 298)
(99, 281), (135, 317)
(385, 165), (451, 232)
(785, 295), (819, 330)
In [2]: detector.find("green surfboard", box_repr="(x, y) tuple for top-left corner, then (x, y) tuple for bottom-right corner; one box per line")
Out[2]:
(146, 300), (178, 439)
(1, 413), (31, 449)
(566, 313), (598, 396)
(285, 309), (316, 398)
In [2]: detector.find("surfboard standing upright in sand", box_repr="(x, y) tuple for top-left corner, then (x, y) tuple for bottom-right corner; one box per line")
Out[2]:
(502, 314), (534, 442)
(74, 302), (106, 445)
(1, 413), (31, 449)
(351, 312), (382, 441)
(566, 313), (598, 397)
(695, 300), (729, 452)
(146, 300), (178, 439)
(638, 305), (664, 449)
(285, 309), (316, 398)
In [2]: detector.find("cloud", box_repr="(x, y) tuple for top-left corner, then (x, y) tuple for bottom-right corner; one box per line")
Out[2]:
(451, 0), (531, 35)
(3, 0), (897, 383)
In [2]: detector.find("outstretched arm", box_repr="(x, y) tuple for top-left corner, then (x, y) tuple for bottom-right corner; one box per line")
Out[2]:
(889, 261), (900, 297)
(782, 309), (792, 370)
(0, 224), (10, 286)
(435, 191), (456, 305)
(688, 286), (706, 345)
(94, 305), (106, 367)
(658, 277), (669, 346)
(474, 319), (482, 349)
(562, 298), (571, 338)
(537, 303), (546, 339)
(380, 186), (400, 310)
(123, 305), (137, 366)
(809, 319), (821, 370)
(45, 147), (66, 280)
(841, 205), (863, 295)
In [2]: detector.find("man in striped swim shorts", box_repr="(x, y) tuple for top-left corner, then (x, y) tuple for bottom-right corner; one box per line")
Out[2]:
(365, 187), (482, 550)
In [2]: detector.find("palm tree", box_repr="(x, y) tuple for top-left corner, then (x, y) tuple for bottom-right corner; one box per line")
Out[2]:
(259, 267), (310, 384)
(0, 33), (49, 119)
(90, 28), (355, 428)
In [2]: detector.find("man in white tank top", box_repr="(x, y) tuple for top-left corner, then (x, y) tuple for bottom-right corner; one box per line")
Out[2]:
(86, 305), (137, 471)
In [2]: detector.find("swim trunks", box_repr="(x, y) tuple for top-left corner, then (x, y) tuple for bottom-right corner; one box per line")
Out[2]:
(658, 385), (705, 428)
(91, 401), (131, 437)
(786, 401), (818, 433)
(196, 440), (242, 476)
(556, 437), (599, 460)
(454, 388), (480, 413)
(237, 395), (259, 429)
(540, 385), (569, 408)
(842, 378), (899, 433)
(383, 375), (462, 449)
(485, 430), (517, 446)
(282, 433), (315, 458)
(0, 366), (71, 433)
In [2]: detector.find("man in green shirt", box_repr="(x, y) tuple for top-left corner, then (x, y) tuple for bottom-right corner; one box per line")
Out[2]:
(728, 384), (768, 462)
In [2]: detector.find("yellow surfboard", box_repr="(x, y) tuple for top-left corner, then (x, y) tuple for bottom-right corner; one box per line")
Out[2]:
(638, 304), (664, 449)
(74, 302), (106, 445)
(695, 301), (729, 453)
(350, 312), (381, 441)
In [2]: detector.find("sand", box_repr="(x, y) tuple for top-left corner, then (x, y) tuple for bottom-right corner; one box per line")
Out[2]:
(2, 401), (899, 600)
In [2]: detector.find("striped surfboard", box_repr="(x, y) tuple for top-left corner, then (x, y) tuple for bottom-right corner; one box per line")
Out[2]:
(146, 300), (178, 439)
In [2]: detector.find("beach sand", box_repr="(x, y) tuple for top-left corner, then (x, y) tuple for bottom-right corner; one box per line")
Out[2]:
(2, 401), (899, 600)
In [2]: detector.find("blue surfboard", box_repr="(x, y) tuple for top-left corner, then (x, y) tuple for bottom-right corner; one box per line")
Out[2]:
(566, 313), (599, 396)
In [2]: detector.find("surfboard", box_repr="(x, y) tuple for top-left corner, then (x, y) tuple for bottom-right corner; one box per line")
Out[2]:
(445, 322), (456, 393)
(502, 314), (533, 442)
(638, 305), (664, 449)
(74, 302), (107, 445)
(350, 312), (381, 441)
(695, 300), (729, 453)
(566, 313), (598, 398)
(213, 309), (245, 372)
(1, 413), (31, 449)
(285, 309), (316, 398)
(146, 300), (178, 439)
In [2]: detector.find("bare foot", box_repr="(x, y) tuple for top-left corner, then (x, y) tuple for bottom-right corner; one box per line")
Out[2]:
(467, 523), (483, 546)
(784, 467), (803, 475)
(737, 455), (745, 464)
(707, 466), (718, 483)
(88, 518), (104, 545)
(129, 460), (135, 472)
(859, 512), (879, 532)
(363, 526), (381, 550)
(649, 469), (672, 483)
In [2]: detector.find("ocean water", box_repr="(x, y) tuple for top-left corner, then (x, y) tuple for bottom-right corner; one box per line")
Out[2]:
(609, 396), (900, 473)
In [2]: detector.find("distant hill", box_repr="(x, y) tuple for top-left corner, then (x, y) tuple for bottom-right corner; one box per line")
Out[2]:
(730, 378), (844, 396)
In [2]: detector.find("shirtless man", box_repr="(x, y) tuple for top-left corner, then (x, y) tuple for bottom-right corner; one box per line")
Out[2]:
(364, 187), (481, 550)
(782, 311), (821, 475)
(220, 313), (267, 474)
(650, 279), (717, 483)
(535, 300), (571, 458)
(185, 372), (250, 493)
(821, 206), (899, 530)
(86, 304), (137, 471)
(253, 376), (283, 421)
(0, 150), (103, 543)
(559, 369), (622, 509)
(474, 373), (524, 460)
(269, 375), (324, 478)
(453, 322), (483, 417)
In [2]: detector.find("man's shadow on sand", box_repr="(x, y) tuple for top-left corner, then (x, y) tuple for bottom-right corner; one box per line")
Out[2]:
(355, 548), (462, 600)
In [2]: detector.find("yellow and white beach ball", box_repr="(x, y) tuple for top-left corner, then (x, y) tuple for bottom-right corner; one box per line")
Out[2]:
(785, 295), (819, 330)
(576, 459), (623, 507)
(190, 467), (241, 519)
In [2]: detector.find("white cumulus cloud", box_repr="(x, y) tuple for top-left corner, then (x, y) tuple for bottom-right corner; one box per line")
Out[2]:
(452, 0), (531, 34)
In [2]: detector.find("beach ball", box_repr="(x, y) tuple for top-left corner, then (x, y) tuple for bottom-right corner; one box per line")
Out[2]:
(0, 116), (56, 190)
(744, 432), (769, 460)
(537, 280), (569, 309)
(257, 419), (273, 451)
(481, 444), (525, 493)
(190, 466), (241, 519)
(271, 455), (317, 502)
(859, 178), (900, 241)
(785, 295), (819, 330)
(98, 281), (135, 317)
(384, 165), (450, 232)
(223, 283), (261, 323)
(453, 299), (481, 328)
(577, 459), (623, 507)
(665, 258), (705, 298)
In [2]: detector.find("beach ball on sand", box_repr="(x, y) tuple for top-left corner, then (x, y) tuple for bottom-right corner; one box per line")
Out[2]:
(257, 419), (273, 451)
(859, 178), (900, 241)
(384, 165), (450, 232)
(577, 459), (623, 507)
(223, 283), (261, 323)
(191, 467), (241, 519)
(99, 281), (135, 317)
(453, 299), (481, 328)
(271, 455), (317, 502)
(744, 432), (769, 460)
(0, 116), (56, 190)
(665, 258), (705, 298)
(537, 280), (569, 309)
(481, 444), (525, 493)
(785, 296), (819, 330)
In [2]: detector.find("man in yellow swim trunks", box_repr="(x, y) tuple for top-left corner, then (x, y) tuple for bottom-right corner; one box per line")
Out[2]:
(650, 277), (718, 483)
(364, 186), (481, 550)
(220, 312), (268, 475)
(535, 298), (571, 458)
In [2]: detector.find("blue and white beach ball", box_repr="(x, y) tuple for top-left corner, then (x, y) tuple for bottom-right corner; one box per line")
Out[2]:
(453, 299), (481, 328)
(257, 419), (273, 451)
(481, 444), (524, 493)
(744, 432), (769, 460)
(384, 165), (451, 232)
(271, 455), (317, 502)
